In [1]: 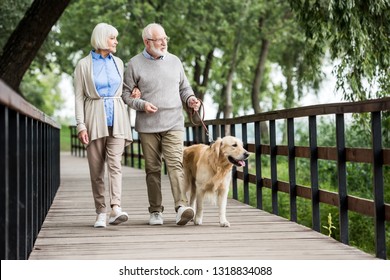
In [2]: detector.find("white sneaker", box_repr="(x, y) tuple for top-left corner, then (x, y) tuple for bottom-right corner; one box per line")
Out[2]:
(109, 207), (129, 225)
(94, 213), (107, 228)
(176, 206), (194, 226)
(149, 212), (163, 225)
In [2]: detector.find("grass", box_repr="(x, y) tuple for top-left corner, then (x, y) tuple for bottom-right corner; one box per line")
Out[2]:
(60, 125), (71, 151)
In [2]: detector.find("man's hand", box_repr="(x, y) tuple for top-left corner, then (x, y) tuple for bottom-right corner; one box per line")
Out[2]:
(144, 102), (158, 113)
(187, 96), (200, 111)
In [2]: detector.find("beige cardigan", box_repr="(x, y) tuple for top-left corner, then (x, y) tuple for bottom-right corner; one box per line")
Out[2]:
(74, 53), (133, 146)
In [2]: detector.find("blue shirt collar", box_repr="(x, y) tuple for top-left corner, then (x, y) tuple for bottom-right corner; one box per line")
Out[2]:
(91, 50), (113, 60)
(142, 49), (165, 60)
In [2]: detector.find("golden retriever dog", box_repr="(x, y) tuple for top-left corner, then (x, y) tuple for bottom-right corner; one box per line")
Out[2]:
(183, 136), (250, 227)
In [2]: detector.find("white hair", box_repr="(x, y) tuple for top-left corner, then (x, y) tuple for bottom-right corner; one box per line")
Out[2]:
(90, 23), (118, 50)
(142, 23), (165, 40)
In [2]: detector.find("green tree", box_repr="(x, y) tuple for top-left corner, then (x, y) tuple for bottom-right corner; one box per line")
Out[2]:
(0, 0), (31, 49)
(5, 0), (388, 120)
(289, 0), (390, 101)
(20, 63), (64, 116)
(0, 0), (71, 93)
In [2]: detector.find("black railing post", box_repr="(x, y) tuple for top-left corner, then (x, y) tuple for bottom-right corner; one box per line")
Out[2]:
(19, 115), (28, 260)
(26, 118), (33, 257)
(123, 144), (129, 166)
(137, 138), (142, 169)
(270, 119), (278, 215)
(309, 115), (320, 232)
(255, 121), (263, 210)
(242, 123), (249, 204)
(231, 124), (238, 200)
(371, 111), (386, 259)
(212, 124), (218, 142)
(287, 118), (297, 222)
(191, 126), (196, 145)
(25, 118), (35, 249)
(130, 142), (135, 167)
(336, 114), (348, 244)
(32, 119), (39, 245)
(8, 110), (19, 259)
(221, 124), (226, 138)
(0, 105), (9, 260)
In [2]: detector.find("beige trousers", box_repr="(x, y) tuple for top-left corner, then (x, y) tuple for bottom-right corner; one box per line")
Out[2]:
(140, 130), (188, 213)
(86, 128), (125, 214)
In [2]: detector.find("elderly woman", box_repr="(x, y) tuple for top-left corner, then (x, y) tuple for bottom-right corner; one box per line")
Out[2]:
(74, 23), (135, 228)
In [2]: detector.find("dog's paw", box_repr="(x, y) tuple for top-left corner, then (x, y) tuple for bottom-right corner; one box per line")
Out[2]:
(194, 217), (203, 225)
(219, 221), (230, 227)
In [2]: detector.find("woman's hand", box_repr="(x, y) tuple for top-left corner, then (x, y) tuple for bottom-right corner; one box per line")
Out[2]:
(131, 87), (141, 98)
(78, 130), (89, 145)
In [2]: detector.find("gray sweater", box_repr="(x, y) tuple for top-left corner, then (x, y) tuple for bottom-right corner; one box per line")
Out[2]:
(122, 52), (195, 133)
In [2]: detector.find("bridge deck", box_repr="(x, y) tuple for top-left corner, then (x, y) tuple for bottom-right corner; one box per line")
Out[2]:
(28, 153), (377, 260)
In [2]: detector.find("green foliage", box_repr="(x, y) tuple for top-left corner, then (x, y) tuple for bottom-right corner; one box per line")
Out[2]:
(60, 125), (71, 151)
(3, 0), (390, 118)
(289, 0), (390, 100)
(2, 0), (336, 119)
(0, 0), (32, 53)
(20, 63), (64, 117)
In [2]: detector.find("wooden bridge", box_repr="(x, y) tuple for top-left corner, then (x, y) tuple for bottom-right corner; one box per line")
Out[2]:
(27, 152), (377, 260)
(1, 80), (389, 262)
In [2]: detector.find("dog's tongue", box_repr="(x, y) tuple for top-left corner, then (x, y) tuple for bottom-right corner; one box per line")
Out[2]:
(238, 160), (246, 167)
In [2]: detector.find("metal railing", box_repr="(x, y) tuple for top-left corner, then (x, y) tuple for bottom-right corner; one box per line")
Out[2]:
(0, 80), (61, 260)
(70, 128), (167, 173)
(70, 97), (390, 259)
(185, 97), (390, 260)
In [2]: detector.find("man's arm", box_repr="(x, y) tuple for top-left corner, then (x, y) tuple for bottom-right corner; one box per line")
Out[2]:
(122, 62), (146, 111)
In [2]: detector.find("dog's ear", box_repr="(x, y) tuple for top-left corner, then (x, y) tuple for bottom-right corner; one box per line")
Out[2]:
(212, 137), (223, 157)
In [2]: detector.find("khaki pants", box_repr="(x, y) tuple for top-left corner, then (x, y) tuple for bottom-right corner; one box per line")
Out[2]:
(140, 130), (188, 213)
(86, 128), (125, 214)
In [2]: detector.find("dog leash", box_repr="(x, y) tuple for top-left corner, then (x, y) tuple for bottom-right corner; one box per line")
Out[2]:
(189, 98), (214, 144)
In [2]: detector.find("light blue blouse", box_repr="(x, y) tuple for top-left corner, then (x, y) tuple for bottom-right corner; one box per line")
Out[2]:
(91, 50), (121, 126)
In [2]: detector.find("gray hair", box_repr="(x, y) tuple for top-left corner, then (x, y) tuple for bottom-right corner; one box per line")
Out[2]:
(90, 23), (118, 50)
(142, 23), (165, 40)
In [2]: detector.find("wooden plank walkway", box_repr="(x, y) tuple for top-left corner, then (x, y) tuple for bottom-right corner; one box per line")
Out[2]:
(28, 152), (378, 260)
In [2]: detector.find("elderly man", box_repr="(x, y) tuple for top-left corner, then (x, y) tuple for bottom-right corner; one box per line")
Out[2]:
(122, 23), (200, 226)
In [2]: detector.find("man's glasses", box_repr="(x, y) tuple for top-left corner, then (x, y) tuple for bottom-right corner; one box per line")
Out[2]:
(147, 37), (170, 43)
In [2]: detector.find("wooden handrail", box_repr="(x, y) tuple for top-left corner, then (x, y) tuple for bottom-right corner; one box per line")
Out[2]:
(195, 97), (390, 125)
(0, 80), (60, 129)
